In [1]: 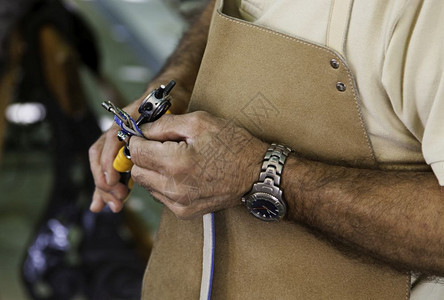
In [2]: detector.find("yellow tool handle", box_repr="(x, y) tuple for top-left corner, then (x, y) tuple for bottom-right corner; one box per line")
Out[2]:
(113, 110), (171, 189)
(113, 146), (134, 190)
(113, 146), (133, 173)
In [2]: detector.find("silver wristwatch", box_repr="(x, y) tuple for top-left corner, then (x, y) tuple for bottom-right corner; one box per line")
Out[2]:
(242, 143), (292, 221)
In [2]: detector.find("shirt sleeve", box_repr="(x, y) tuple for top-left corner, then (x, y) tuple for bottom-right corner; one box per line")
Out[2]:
(381, 0), (444, 185)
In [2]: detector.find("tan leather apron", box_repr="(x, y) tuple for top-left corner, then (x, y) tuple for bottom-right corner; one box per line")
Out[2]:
(142, 0), (411, 298)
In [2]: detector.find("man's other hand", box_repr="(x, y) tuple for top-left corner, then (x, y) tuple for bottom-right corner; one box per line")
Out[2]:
(88, 122), (129, 213)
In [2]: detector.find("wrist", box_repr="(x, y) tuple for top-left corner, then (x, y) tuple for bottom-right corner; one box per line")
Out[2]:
(243, 140), (269, 195)
(242, 143), (293, 221)
(280, 155), (317, 223)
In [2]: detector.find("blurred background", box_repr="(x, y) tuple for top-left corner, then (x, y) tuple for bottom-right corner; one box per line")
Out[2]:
(0, 0), (206, 298)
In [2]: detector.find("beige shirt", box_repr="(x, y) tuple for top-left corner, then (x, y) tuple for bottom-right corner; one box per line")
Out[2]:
(236, 0), (444, 299)
(238, 0), (444, 184)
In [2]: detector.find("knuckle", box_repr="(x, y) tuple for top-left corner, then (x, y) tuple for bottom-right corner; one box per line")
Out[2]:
(105, 127), (118, 139)
(167, 193), (183, 205)
(91, 173), (106, 189)
(115, 184), (129, 199)
(95, 180), (111, 192)
(100, 154), (114, 168)
(149, 116), (171, 135)
(188, 111), (206, 129)
(88, 144), (99, 158)
(176, 187), (193, 203)
(92, 175), (102, 186)
(193, 110), (209, 119)
(129, 142), (142, 164)
(89, 137), (105, 160)
(164, 151), (191, 176)
(130, 166), (143, 183)
(187, 111), (217, 134)
(95, 187), (113, 201)
(131, 167), (153, 192)
(173, 207), (194, 220)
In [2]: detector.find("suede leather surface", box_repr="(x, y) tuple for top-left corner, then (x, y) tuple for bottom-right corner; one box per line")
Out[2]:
(188, 14), (378, 169)
(142, 1), (411, 299)
(142, 209), (203, 299)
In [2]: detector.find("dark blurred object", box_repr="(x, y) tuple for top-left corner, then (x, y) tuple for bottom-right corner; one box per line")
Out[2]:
(0, 0), (99, 76)
(23, 208), (145, 300)
(0, 0), (37, 77)
(0, 0), (148, 299)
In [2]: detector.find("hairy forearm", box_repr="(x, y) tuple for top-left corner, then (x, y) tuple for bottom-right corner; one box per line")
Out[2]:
(282, 155), (444, 276)
(148, 0), (215, 114)
(123, 0), (215, 116)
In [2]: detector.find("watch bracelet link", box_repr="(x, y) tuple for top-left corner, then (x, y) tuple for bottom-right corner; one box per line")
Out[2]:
(258, 143), (292, 188)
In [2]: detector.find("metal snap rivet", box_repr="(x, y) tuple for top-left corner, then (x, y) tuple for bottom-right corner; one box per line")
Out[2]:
(336, 82), (346, 92)
(330, 58), (340, 69)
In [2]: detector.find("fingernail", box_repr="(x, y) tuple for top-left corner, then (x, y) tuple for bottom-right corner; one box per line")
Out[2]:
(104, 172), (110, 185)
(90, 193), (98, 211)
(108, 201), (117, 212)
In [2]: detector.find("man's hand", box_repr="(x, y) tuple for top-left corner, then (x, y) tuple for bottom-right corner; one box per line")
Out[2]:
(88, 125), (128, 213)
(88, 0), (215, 214)
(88, 98), (143, 213)
(129, 111), (268, 219)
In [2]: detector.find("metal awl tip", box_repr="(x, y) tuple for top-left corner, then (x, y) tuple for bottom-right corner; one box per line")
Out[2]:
(101, 101), (112, 111)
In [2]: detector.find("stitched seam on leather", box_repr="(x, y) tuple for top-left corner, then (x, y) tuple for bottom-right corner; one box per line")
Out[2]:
(216, 11), (377, 164)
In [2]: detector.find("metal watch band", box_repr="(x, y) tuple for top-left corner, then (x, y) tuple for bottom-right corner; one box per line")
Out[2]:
(258, 143), (292, 188)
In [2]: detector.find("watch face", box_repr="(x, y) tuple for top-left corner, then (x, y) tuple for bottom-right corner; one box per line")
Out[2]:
(246, 192), (286, 221)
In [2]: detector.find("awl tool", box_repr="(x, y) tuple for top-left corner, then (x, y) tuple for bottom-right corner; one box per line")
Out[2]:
(101, 80), (176, 190)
